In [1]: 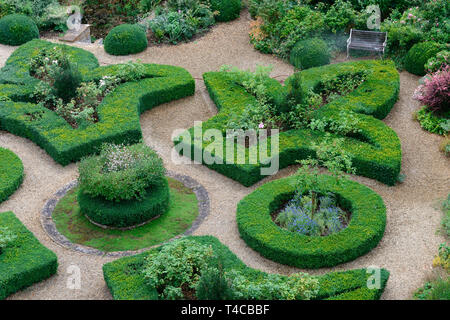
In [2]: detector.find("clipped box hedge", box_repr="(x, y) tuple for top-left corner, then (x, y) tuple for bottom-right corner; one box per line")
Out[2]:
(0, 40), (195, 165)
(103, 235), (390, 300)
(104, 24), (148, 56)
(0, 211), (58, 300)
(0, 14), (39, 46)
(78, 177), (170, 228)
(0, 147), (24, 203)
(174, 60), (401, 186)
(236, 174), (386, 269)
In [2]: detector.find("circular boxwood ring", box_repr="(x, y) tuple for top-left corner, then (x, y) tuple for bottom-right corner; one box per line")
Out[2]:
(236, 174), (386, 269)
(104, 24), (148, 56)
(0, 147), (24, 203)
(78, 177), (170, 228)
(0, 14), (39, 46)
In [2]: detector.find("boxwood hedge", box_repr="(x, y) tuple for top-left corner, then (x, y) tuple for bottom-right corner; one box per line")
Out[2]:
(0, 147), (24, 203)
(236, 174), (386, 268)
(103, 235), (389, 300)
(0, 40), (195, 165)
(78, 177), (170, 228)
(174, 60), (401, 186)
(0, 211), (58, 300)
(0, 14), (39, 46)
(104, 24), (148, 56)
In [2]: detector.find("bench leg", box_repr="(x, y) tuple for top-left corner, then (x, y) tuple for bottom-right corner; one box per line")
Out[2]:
(347, 46), (349, 59)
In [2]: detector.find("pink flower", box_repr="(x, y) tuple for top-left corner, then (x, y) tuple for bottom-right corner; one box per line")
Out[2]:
(258, 122), (264, 129)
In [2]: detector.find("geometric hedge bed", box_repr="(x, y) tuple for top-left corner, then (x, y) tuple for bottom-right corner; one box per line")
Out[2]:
(103, 236), (390, 300)
(0, 40), (195, 165)
(237, 174), (386, 269)
(0, 147), (24, 203)
(174, 60), (401, 186)
(0, 211), (58, 300)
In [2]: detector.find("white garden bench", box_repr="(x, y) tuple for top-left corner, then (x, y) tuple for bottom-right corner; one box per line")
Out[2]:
(347, 29), (387, 58)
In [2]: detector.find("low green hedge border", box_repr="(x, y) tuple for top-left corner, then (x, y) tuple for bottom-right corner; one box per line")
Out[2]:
(174, 60), (401, 186)
(78, 178), (170, 228)
(236, 174), (386, 269)
(103, 235), (389, 300)
(0, 40), (195, 165)
(0, 211), (58, 300)
(0, 147), (24, 203)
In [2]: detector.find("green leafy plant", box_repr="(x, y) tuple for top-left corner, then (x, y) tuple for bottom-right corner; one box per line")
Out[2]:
(142, 239), (216, 299)
(209, 0), (241, 22)
(290, 38), (331, 70)
(195, 264), (235, 300)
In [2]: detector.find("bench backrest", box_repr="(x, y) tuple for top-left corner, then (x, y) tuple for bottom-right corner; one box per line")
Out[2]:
(350, 29), (386, 45)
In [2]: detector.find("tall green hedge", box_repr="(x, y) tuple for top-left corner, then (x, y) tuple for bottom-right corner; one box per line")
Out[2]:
(103, 235), (390, 300)
(0, 14), (39, 46)
(0, 40), (195, 165)
(104, 24), (148, 56)
(78, 177), (170, 228)
(174, 60), (401, 186)
(0, 211), (58, 300)
(290, 38), (331, 70)
(404, 42), (445, 76)
(210, 0), (242, 22)
(0, 147), (24, 203)
(237, 174), (386, 268)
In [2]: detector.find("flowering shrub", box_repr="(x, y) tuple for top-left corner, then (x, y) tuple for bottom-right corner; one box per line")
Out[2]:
(426, 50), (450, 73)
(78, 143), (166, 202)
(413, 65), (450, 114)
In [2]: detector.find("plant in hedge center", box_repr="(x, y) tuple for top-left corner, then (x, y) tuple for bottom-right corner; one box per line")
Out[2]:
(77, 143), (169, 228)
(275, 135), (355, 236)
(0, 227), (17, 254)
(142, 239), (217, 299)
(195, 263), (235, 300)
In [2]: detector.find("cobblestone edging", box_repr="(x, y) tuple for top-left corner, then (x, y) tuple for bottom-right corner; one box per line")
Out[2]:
(40, 171), (210, 257)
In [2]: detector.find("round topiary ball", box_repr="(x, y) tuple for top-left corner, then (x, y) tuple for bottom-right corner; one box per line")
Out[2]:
(0, 14), (39, 46)
(404, 42), (444, 76)
(210, 0), (242, 22)
(290, 38), (331, 70)
(104, 24), (148, 56)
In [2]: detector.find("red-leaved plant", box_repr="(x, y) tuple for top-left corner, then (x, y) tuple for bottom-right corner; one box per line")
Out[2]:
(413, 65), (450, 114)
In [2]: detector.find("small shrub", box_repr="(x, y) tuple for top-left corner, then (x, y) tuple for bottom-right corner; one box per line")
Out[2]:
(425, 50), (450, 73)
(104, 24), (148, 56)
(209, 0), (241, 22)
(0, 14), (38, 45)
(290, 38), (330, 70)
(405, 42), (444, 76)
(195, 264), (235, 300)
(78, 143), (166, 202)
(53, 58), (82, 103)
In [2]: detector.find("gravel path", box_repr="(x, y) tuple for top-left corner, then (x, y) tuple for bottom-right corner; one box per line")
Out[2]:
(0, 12), (448, 300)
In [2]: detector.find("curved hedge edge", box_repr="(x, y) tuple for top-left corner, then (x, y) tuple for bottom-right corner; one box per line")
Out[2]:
(0, 211), (58, 300)
(0, 147), (24, 203)
(102, 235), (390, 300)
(0, 40), (195, 165)
(78, 178), (170, 228)
(236, 174), (386, 269)
(174, 60), (401, 187)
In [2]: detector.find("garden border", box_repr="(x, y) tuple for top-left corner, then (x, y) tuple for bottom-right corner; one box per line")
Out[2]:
(236, 174), (387, 268)
(0, 147), (24, 203)
(40, 171), (210, 257)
